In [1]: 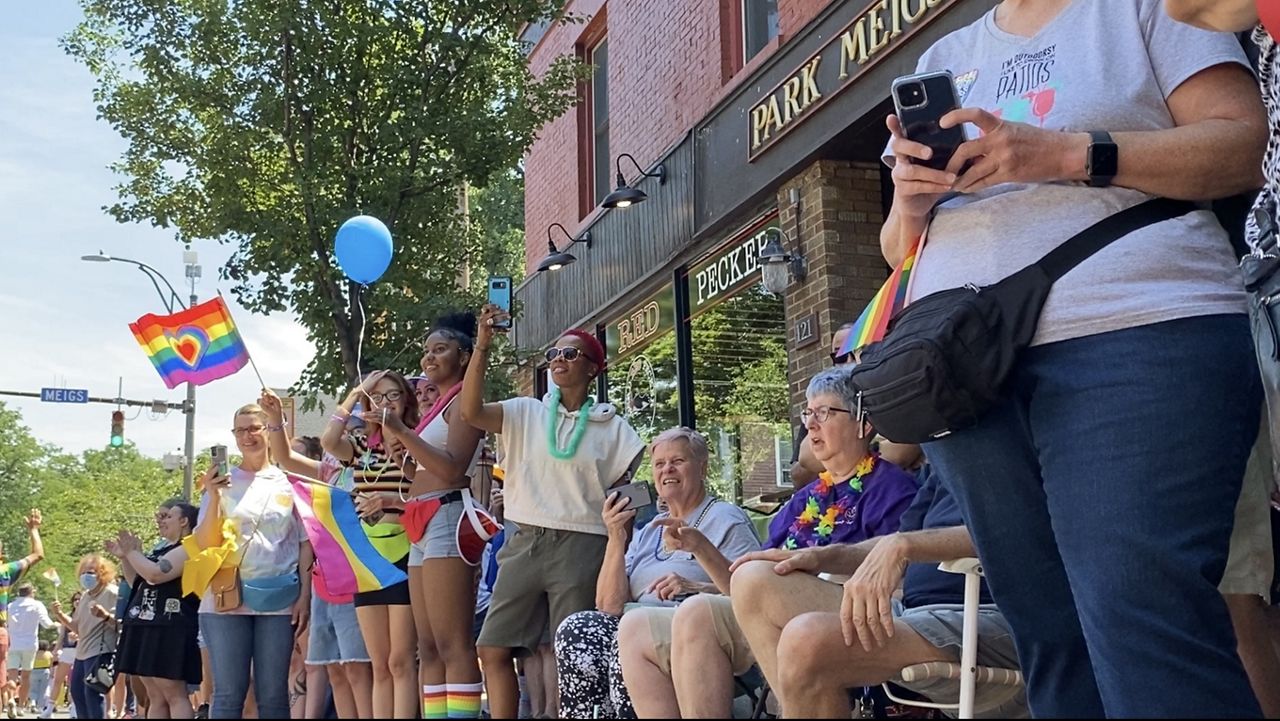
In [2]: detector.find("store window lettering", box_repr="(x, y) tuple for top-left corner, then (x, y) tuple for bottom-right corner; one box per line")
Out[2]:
(694, 230), (772, 308)
(617, 300), (662, 356)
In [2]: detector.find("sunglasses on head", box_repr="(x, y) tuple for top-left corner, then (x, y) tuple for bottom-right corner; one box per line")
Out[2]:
(545, 347), (585, 363)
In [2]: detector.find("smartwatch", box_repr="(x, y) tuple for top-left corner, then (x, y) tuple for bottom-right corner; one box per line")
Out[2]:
(1086, 130), (1117, 188)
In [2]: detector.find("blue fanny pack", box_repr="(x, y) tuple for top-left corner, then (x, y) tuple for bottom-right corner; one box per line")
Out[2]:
(241, 571), (301, 613)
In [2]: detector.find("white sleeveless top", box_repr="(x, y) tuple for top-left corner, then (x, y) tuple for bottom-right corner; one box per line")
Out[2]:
(418, 397), (482, 478)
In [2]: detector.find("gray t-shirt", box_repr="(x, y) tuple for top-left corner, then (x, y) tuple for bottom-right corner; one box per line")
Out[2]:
(623, 494), (761, 606)
(889, 0), (1249, 346)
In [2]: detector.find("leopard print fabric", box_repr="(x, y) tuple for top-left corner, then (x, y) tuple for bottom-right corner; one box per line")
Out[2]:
(1246, 25), (1280, 252)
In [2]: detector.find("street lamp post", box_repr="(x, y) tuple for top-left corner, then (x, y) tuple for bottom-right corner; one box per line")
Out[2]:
(82, 248), (202, 501)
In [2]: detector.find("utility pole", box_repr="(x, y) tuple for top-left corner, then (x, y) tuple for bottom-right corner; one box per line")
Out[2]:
(183, 247), (202, 501)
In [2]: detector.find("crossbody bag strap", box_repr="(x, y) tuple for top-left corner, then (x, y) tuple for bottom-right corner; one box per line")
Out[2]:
(1033, 198), (1197, 282)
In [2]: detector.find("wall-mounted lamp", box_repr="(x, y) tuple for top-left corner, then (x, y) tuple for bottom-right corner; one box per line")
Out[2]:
(536, 222), (593, 273)
(758, 228), (807, 294)
(601, 153), (667, 209)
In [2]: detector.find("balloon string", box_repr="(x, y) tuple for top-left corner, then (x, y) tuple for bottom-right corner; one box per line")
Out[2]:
(355, 284), (367, 379)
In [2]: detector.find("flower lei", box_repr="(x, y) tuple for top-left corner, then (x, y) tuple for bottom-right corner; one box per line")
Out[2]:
(782, 454), (878, 550)
(546, 386), (595, 460)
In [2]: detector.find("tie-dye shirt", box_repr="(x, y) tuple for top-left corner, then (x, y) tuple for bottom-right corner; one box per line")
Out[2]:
(0, 559), (27, 625)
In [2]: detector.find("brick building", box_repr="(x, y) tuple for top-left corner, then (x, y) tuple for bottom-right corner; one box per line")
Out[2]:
(513, 0), (998, 502)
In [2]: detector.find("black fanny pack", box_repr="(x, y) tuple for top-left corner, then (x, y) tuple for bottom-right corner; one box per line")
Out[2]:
(849, 198), (1196, 444)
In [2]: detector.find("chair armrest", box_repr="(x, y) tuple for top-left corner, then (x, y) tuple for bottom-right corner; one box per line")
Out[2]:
(938, 557), (983, 577)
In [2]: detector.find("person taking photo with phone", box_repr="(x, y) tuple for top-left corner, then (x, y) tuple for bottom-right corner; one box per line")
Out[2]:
(459, 305), (646, 720)
(876, 0), (1266, 716)
(369, 311), (490, 721)
(193, 404), (312, 720)
(552, 427), (760, 719)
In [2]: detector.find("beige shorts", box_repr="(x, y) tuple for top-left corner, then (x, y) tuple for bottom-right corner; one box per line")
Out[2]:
(1221, 414), (1276, 598)
(476, 524), (606, 656)
(631, 594), (756, 677)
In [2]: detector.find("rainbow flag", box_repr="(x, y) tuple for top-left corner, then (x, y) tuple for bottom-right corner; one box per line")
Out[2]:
(288, 475), (408, 596)
(129, 297), (249, 389)
(840, 239), (919, 356)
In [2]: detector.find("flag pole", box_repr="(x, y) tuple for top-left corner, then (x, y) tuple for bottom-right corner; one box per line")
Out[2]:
(216, 289), (269, 389)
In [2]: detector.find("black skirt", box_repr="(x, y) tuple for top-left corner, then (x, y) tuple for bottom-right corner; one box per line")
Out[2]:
(115, 622), (201, 684)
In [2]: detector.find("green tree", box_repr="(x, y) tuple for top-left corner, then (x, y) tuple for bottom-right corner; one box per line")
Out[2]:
(0, 403), (57, 568)
(63, 0), (585, 395)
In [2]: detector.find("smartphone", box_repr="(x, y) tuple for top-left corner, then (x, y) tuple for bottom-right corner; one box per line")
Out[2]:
(891, 70), (966, 171)
(610, 481), (654, 512)
(487, 276), (512, 330)
(210, 445), (229, 477)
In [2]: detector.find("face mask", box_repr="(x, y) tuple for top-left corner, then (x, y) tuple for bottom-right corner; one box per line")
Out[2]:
(80, 573), (98, 590)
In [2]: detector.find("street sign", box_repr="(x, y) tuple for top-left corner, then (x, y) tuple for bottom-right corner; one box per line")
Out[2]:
(40, 388), (89, 403)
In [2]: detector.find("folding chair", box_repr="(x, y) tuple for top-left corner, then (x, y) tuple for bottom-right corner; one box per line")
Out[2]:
(882, 559), (1026, 719)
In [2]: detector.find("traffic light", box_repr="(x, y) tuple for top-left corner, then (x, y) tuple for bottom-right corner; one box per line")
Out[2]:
(110, 411), (124, 447)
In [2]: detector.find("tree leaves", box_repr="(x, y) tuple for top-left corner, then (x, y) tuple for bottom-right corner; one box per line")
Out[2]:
(64, 0), (585, 396)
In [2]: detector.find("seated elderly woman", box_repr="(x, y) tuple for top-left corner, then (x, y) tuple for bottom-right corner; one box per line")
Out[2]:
(616, 366), (920, 718)
(554, 427), (761, 719)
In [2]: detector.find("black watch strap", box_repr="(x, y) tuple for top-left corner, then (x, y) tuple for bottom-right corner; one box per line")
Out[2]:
(1086, 130), (1117, 188)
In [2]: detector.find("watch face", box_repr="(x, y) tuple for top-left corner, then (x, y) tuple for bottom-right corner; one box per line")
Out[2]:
(1091, 142), (1118, 177)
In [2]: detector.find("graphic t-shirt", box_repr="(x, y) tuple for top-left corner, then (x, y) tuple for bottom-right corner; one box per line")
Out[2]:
(891, 0), (1250, 346)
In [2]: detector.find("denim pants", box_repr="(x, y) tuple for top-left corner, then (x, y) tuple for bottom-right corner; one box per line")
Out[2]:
(199, 613), (294, 719)
(28, 667), (50, 709)
(69, 656), (106, 719)
(926, 314), (1263, 718)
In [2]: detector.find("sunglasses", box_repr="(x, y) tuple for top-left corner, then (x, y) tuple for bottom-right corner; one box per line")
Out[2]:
(544, 347), (585, 363)
(830, 351), (855, 365)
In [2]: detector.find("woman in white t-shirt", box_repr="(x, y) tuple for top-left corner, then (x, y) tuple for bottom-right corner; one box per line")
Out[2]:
(864, 0), (1267, 717)
(194, 404), (312, 719)
(459, 304), (645, 720)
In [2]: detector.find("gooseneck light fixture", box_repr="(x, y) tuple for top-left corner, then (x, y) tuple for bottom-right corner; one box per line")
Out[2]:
(536, 223), (593, 273)
(758, 228), (807, 294)
(601, 153), (667, 209)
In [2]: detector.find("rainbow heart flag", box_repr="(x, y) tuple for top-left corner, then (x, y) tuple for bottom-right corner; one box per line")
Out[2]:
(288, 475), (408, 596)
(839, 239), (920, 356)
(129, 297), (250, 389)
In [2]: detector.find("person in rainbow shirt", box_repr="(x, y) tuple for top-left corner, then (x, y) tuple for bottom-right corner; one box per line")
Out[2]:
(616, 366), (918, 718)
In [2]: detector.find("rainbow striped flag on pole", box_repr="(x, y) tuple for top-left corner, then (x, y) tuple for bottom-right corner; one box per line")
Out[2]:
(129, 297), (249, 389)
(288, 475), (408, 596)
(839, 239), (920, 356)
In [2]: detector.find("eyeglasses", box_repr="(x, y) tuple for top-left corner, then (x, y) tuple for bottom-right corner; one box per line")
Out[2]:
(545, 347), (583, 363)
(800, 406), (853, 425)
(830, 351), (855, 365)
(367, 390), (404, 404)
(232, 425), (266, 436)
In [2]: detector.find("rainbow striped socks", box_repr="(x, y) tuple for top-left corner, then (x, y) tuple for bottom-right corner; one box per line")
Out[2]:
(446, 682), (484, 719)
(423, 684), (448, 719)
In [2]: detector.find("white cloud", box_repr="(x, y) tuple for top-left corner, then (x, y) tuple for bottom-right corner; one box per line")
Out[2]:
(0, 1), (315, 458)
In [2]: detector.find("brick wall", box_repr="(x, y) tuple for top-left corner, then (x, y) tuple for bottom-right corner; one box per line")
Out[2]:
(778, 160), (888, 420)
(523, 0), (839, 272)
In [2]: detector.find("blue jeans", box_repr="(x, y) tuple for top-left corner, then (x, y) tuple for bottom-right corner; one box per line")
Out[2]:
(926, 314), (1262, 718)
(199, 613), (295, 719)
(69, 656), (106, 719)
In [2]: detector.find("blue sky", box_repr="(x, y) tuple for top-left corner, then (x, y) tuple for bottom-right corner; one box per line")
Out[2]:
(0, 1), (314, 458)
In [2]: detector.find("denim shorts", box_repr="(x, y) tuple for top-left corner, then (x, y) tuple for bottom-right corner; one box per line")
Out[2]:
(306, 594), (369, 665)
(408, 495), (466, 566)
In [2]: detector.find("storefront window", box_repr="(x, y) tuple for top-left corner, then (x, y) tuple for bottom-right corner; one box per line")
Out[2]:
(686, 216), (789, 504)
(604, 285), (680, 484)
(742, 0), (779, 63)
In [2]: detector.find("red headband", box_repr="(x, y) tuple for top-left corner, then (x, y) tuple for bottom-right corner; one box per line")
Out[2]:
(560, 329), (607, 371)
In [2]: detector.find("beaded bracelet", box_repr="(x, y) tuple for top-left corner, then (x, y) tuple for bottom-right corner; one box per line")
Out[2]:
(329, 414), (348, 424)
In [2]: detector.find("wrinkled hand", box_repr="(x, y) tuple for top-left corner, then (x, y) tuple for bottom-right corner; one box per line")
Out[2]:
(477, 304), (510, 348)
(259, 388), (284, 422)
(728, 546), (822, 575)
(885, 114), (956, 219)
(653, 518), (707, 555)
(941, 108), (1078, 194)
(24, 509), (42, 531)
(646, 573), (703, 602)
(840, 534), (909, 651)
(601, 491), (637, 539)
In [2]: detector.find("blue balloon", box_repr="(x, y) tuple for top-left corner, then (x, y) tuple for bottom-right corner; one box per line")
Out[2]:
(334, 215), (394, 284)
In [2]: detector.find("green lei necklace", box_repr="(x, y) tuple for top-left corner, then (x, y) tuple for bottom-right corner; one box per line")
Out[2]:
(547, 386), (595, 460)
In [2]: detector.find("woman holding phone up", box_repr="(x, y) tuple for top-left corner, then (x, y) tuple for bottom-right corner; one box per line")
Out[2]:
(370, 312), (489, 720)
(319, 371), (421, 719)
(461, 305), (646, 720)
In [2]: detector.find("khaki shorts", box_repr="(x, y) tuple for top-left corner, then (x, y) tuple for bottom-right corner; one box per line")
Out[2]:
(476, 524), (606, 656)
(1221, 414), (1276, 598)
(631, 594), (757, 677)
